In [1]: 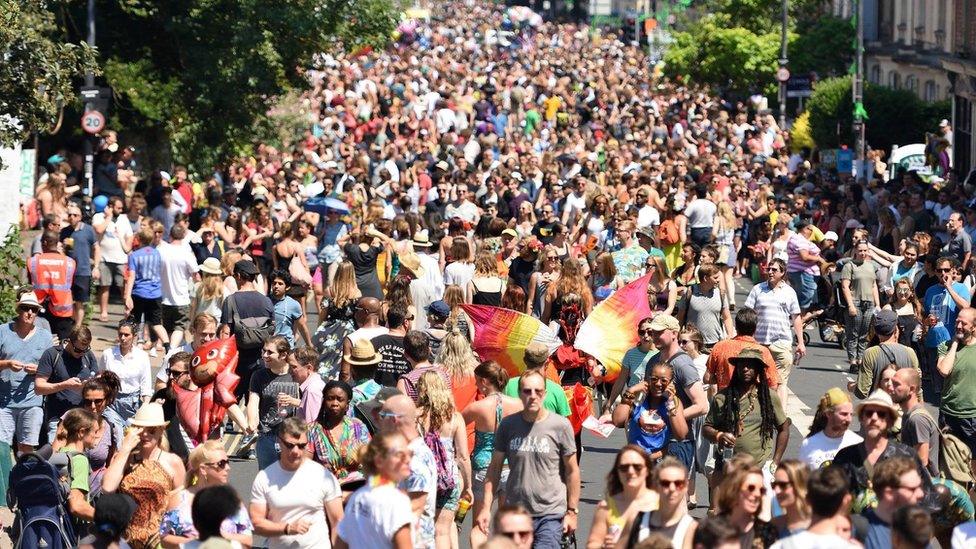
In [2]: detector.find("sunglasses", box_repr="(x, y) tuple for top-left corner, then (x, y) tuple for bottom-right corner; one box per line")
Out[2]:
(658, 479), (687, 489)
(861, 408), (889, 419)
(168, 369), (189, 377)
(771, 480), (792, 490)
(70, 344), (91, 354)
(205, 459), (230, 470)
(17, 307), (40, 314)
(936, 268), (953, 273)
(521, 388), (545, 396)
(639, 329), (655, 336)
(501, 530), (533, 540)
(378, 411), (405, 420)
(767, 268), (782, 273)
(278, 439), (308, 451)
(743, 484), (767, 496)
(82, 398), (105, 406)
(678, 339), (691, 345)
(617, 463), (646, 473)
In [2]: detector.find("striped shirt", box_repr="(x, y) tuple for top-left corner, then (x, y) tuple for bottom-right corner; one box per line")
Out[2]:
(743, 280), (800, 345)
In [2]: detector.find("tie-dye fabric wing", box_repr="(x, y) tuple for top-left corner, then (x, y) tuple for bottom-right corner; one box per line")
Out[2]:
(574, 273), (653, 382)
(460, 304), (561, 377)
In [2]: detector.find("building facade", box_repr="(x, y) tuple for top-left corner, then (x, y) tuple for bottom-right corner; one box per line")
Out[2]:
(942, 0), (976, 178)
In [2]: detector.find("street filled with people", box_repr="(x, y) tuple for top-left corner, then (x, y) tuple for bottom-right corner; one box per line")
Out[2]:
(5, 1), (976, 548)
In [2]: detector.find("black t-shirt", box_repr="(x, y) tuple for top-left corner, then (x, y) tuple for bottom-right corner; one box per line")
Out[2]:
(371, 333), (409, 387)
(248, 367), (299, 434)
(509, 256), (536, 293)
(36, 346), (97, 420)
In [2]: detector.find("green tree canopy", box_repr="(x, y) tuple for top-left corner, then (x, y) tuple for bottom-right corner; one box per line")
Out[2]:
(0, 0), (96, 154)
(66, 0), (397, 170)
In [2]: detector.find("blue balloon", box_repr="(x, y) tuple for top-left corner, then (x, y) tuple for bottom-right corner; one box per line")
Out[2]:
(93, 195), (109, 213)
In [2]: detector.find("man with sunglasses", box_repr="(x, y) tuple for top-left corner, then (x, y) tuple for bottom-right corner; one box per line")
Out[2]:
(922, 257), (970, 404)
(0, 292), (53, 456)
(479, 369), (580, 549)
(250, 416), (344, 549)
(491, 505), (534, 549)
(35, 325), (97, 444)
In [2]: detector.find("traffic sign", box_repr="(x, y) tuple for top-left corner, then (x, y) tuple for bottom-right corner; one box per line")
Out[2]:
(81, 110), (105, 134)
(776, 67), (791, 83)
(787, 74), (814, 98)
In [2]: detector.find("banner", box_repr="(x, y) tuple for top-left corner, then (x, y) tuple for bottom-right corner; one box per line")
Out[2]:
(574, 273), (653, 382)
(460, 304), (561, 377)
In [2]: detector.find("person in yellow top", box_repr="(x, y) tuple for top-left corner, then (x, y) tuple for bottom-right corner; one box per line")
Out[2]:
(543, 95), (561, 122)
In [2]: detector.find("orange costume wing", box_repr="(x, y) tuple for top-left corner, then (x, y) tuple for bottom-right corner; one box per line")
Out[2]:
(174, 337), (240, 445)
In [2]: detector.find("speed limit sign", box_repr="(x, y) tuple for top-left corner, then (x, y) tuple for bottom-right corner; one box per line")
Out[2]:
(81, 110), (105, 134)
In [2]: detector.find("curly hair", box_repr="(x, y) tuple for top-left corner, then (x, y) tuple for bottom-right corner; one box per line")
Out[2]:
(717, 361), (778, 447)
(435, 331), (478, 383)
(417, 371), (455, 432)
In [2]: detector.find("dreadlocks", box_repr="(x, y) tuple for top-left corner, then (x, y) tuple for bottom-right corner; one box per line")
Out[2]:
(717, 362), (778, 448)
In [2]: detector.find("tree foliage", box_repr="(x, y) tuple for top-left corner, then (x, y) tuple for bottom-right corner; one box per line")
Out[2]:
(789, 16), (855, 78)
(67, 0), (397, 170)
(807, 76), (950, 151)
(0, 0), (96, 154)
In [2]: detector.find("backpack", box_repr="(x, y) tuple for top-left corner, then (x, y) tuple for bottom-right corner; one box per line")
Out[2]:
(422, 425), (457, 502)
(225, 294), (274, 350)
(916, 408), (974, 486)
(7, 453), (77, 549)
(658, 219), (680, 247)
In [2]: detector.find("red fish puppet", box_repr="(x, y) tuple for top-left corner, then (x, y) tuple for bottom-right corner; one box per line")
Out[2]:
(174, 336), (240, 444)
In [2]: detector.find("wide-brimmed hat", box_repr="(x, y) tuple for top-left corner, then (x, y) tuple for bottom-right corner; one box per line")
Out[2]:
(344, 339), (382, 366)
(200, 257), (222, 276)
(412, 231), (434, 249)
(129, 402), (168, 427)
(728, 347), (766, 367)
(399, 252), (425, 278)
(16, 292), (43, 311)
(855, 389), (899, 419)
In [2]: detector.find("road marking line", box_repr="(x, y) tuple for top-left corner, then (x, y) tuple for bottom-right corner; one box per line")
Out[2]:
(784, 384), (814, 437)
(833, 364), (844, 370)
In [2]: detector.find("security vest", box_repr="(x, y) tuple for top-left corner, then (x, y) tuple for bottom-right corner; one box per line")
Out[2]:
(28, 253), (76, 318)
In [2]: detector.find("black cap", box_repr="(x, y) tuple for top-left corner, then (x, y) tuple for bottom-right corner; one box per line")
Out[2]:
(233, 259), (259, 276)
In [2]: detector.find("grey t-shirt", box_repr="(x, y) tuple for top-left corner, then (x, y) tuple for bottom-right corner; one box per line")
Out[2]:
(249, 368), (299, 434)
(841, 260), (879, 302)
(495, 411), (576, 516)
(944, 230), (973, 265)
(680, 284), (727, 345)
(647, 351), (700, 409)
(901, 404), (940, 477)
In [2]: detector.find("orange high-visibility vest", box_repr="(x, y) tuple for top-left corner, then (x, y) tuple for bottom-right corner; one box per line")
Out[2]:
(28, 253), (76, 318)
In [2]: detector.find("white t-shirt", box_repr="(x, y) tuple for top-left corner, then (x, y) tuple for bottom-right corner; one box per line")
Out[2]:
(250, 459), (342, 549)
(444, 262), (476, 289)
(93, 213), (128, 264)
(158, 240), (200, 306)
(684, 198), (717, 229)
(337, 480), (414, 547)
(952, 521), (976, 548)
(637, 205), (660, 229)
(98, 346), (152, 397)
(798, 430), (863, 469)
(770, 530), (858, 549)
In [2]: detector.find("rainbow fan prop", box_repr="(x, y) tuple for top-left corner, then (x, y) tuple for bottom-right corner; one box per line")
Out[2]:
(460, 304), (561, 377)
(574, 273), (653, 382)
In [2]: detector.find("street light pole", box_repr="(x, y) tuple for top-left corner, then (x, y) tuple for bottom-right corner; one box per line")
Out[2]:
(83, 0), (96, 197)
(853, 0), (866, 163)
(778, 0), (788, 129)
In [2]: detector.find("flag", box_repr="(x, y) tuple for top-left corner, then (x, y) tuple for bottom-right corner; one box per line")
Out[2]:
(460, 304), (561, 377)
(574, 273), (653, 382)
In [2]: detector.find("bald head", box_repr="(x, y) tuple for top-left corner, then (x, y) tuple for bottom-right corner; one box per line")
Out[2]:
(380, 394), (419, 437)
(957, 307), (976, 343)
(357, 297), (382, 315)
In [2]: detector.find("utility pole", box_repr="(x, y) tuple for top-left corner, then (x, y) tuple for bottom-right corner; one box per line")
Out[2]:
(83, 0), (96, 198)
(853, 0), (866, 163)
(778, 0), (789, 129)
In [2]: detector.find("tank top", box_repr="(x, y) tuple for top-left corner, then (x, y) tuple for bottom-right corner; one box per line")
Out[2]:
(471, 278), (503, 307)
(627, 511), (695, 547)
(472, 394), (503, 470)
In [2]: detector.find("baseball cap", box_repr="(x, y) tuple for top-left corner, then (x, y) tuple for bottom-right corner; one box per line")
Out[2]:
(873, 309), (898, 336)
(426, 300), (450, 318)
(233, 260), (259, 277)
(822, 231), (839, 242)
(647, 314), (680, 332)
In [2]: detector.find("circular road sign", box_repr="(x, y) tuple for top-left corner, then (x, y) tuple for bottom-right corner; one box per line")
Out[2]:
(82, 110), (105, 134)
(776, 67), (791, 83)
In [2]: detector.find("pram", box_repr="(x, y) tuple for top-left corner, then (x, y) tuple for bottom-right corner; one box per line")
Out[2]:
(801, 268), (846, 348)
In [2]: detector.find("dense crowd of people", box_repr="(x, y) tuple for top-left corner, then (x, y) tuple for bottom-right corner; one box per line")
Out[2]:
(5, 0), (976, 548)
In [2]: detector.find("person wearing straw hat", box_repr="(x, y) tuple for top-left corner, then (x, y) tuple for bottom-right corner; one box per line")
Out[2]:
(345, 338), (384, 408)
(0, 291), (53, 456)
(102, 402), (186, 548)
(411, 230), (445, 300)
(831, 389), (931, 504)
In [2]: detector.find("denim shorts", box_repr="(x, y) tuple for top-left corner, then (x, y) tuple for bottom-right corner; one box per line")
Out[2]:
(0, 407), (44, 446)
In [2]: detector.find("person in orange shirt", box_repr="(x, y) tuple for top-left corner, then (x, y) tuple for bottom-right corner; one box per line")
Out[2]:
(28, 231), (76, 341)
(704, 307), (780, 396)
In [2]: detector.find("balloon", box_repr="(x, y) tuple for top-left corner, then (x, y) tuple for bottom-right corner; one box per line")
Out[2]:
(92, 195), (109, 213)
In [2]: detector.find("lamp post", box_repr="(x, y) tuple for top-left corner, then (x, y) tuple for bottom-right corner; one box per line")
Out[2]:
(778, 0), (788, 129)
(83, 0), (96, 197)
(853, 0), (866, 162)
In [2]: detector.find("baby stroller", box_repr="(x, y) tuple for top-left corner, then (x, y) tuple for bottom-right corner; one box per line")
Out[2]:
(801, 269), (846, 348)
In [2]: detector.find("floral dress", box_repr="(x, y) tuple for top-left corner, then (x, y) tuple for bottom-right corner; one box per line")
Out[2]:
(307, 417), (371, 484)
(313, 296), (356, 380)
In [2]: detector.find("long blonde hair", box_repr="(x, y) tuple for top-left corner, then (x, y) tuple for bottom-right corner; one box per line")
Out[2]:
(436, 331), (478, 382)
(417, 371), (455, 432)
(331, 261), (360, 308)
(197, 272), (224, 302)
(186, 440), (225, 488)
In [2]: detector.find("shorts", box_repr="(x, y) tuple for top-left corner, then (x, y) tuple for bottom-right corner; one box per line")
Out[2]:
(941, 414), (976, 454)
(438, 479), (461, 511)
(130, 295), (162, 327)
(72, 275), (92, 302)
(98, 261), (126, 288)
(532, 514), (565, 549)
(666, 438), (696, 472)
(787, 271), (817, 310)
(0, 407), (44, 447)
(472, 466), (509, 501)
(161, 304), (190, 333)
(768, 340), (795, 387)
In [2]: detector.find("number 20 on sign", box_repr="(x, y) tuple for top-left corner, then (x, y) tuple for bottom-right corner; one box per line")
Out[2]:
(82, 111), (105, 134)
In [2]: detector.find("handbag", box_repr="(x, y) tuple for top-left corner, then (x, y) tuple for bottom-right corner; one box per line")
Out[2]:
(289, 255), (312, 289)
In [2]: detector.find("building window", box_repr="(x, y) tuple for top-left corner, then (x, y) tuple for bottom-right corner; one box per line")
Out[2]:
(890, 71), (902, 89)
(924, 80), (937, 101)
(870, 65), (882, 84)
(906, 75), (918, 93)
